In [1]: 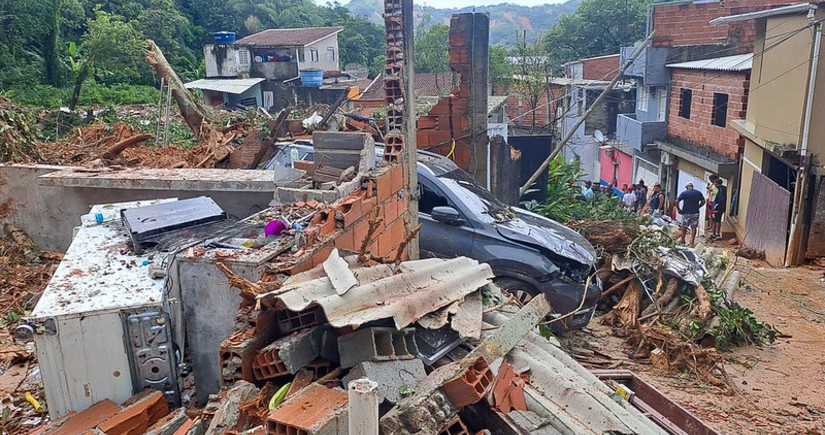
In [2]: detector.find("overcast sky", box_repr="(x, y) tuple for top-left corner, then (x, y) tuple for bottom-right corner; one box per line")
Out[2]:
(416, 0), (567, 7)
(317, 0), (569, 9)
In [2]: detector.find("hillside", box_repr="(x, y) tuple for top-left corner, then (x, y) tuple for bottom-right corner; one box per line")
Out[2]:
(344, 0), (581, 46)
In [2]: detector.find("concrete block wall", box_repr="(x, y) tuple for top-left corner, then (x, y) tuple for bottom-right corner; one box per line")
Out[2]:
(652, 0), (793, 50)
(668, 69), (749, 159)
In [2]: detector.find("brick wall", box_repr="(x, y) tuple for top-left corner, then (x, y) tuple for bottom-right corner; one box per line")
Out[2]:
(277, 163), (410, 277)
(416, 16), (474, 168)
(667, 68), (749, 159)
(503, 83), (563, 130)
(581, 55), (620, 81)
(652, 0), (793, 50)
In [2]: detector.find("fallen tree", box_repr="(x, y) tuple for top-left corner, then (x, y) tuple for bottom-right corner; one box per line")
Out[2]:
(596, 228), (778, 390)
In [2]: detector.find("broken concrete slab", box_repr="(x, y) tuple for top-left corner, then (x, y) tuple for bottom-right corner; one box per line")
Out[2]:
(451, 291), (483, 340)
(341, 359), (427, 403)
(204, 381), (259, 435)
(467, 294), (552, 362)
(337, 327), (418, 368)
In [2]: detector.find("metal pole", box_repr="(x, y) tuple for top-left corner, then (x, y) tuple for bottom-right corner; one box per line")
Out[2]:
(785, 16), (821, 266)
(518, 31), (655, 198)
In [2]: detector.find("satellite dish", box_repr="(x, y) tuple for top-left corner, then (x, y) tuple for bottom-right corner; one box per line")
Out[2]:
(594, 129), (605, 143)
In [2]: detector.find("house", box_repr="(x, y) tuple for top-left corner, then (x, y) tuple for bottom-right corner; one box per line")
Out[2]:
(555, 77), (635, 183)
(358, 71), (457, 103)
(714, 2), (825, 266)
(194, 27), (345, 111)
(204, 27), (343, 80)
(613, 0), (794, 209)
(655, 53), (751, 236)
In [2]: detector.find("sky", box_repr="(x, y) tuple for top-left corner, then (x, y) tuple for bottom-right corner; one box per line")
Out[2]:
(314, 0), (569, 9)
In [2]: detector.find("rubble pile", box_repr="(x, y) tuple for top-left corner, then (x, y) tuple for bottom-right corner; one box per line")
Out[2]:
(594, 227), (778, 390)
(0, 97), (40, 163)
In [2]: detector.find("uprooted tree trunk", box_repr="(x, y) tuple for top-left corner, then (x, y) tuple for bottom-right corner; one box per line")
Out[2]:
(102, 134), (153, 160)
(601, 278), (644, 332)
(144, 39), (212, 139)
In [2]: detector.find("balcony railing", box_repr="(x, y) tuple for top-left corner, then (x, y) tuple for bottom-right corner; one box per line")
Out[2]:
(616, 113), (667, 151)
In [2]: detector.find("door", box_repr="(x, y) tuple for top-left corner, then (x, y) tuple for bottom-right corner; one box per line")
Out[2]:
(417, 179), (475, 259)
(745, 172), (791, 266)
(657, 88), (667, 122)
(677, 170), (707, 237)
(263, 91), (274, 111)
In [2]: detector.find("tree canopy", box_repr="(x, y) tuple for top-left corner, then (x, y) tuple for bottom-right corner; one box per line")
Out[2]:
(544, 0), (652, 64)
(0, 0), (385, 93)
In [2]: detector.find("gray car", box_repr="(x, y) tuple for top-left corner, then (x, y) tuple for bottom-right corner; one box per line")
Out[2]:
(265, 146), (601, 331)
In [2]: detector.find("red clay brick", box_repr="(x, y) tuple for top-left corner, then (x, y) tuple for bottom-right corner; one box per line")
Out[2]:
(438, 415), (471, 435)
(389, 163), (404, 194)
(310, 245), (333, 268)
(173, 418), (194, 435)
(98, 390), (169, 435)
(375, 168), (393, 202)
(333, 228), (357, 252)
(441, 357), (494, 408)
(265, 384), (347, 435)
(41, 400), (120, 435)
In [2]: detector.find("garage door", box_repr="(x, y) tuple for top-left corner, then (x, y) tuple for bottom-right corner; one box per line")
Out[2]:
(677, 170), (707, 237)
(635, 158), (658, 187)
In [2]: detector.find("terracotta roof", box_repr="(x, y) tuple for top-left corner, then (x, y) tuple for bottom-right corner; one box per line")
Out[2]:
(361, 72), (458, 100)
(236, 27), (343, 47)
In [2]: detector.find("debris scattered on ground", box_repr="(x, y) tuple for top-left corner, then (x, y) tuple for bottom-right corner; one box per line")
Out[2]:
(593, 227), (778, 390)
(0, 97), (40, 163)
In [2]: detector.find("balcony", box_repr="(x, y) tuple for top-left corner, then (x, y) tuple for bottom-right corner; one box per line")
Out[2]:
(616, 113), (667, 151)
(620, 43), (670, 86)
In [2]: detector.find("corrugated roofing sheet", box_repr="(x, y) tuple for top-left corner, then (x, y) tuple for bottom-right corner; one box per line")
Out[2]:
(236, 27), (343, 46)
(185, 78), (264, 94)
(257, 254), (495, 329)
(666, 54), (752, 72)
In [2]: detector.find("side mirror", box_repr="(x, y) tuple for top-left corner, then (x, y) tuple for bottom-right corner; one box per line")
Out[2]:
(431, 206), (464, 225)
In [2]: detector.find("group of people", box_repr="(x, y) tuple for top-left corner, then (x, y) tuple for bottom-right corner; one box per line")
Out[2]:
(676, 175), (727, 244)
(580, 175), (728, 246)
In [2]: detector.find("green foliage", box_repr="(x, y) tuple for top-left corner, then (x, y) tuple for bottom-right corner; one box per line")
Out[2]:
(544, 0), (653, 64)
(6, 84), (159, 107)
(489, 45), (513, 91)
(82, 9), (146, 83)
(415, 23), (450, 73)
(531, 157), (640, 224)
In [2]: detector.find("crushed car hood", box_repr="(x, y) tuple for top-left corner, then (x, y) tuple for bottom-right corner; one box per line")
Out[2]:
(496, 208), (596, 265)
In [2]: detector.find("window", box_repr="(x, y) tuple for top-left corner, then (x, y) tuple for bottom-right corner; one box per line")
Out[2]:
(238, 48), (250, 67)
(418, 183), (450, 215)
(326, 47), (335, 62)
(679, 88), (692, 119)
(310, 49), (319, 62)
(298, 48), (305, 62)
(712, 93), (728, 127)
(638, 86), (649, 111)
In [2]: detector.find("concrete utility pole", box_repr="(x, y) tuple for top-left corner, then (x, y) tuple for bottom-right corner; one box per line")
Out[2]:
(518, 31), (656, 198)
(402, 0), (419, 259)
(348, 378), (380, 434)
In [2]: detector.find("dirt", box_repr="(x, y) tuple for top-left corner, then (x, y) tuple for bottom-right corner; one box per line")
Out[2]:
(565, 255), (825, 434)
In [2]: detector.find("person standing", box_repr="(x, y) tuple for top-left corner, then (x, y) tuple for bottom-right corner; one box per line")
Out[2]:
(709, 178), (727, 240)
(706, 175), (719, 229)
(635, 180), (648, 215)
(583, 181), (595, 199)
(676, 183), (705, 245)
(648, 183), (665, 217)
(622, 185), (636, 211)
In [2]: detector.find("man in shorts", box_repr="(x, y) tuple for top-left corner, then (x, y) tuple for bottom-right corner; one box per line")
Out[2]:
(676, 183), (705, 245)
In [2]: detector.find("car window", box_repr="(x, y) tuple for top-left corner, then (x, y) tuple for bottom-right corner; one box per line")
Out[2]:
(418, 183), (450, 215)
(437, 170), (514, 223)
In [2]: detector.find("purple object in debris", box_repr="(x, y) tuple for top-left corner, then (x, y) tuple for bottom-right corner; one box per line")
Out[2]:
(265, 220), (288, 237)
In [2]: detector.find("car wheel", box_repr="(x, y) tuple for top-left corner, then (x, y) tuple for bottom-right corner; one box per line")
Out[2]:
(494, 277), (540, 306)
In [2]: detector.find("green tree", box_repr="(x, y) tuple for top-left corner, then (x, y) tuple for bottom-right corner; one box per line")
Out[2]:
(414, 23), (449, 73)
(489, 44), (513, 92)
(229, 0), (280, 34)
(544, 0), (652, 63)
(512, 33), (553, 132)
(68, 9), (145, 110)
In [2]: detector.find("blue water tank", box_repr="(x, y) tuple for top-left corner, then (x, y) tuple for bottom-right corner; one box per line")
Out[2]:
(213, 31), (236, 44)
(300, 69), (324, 87)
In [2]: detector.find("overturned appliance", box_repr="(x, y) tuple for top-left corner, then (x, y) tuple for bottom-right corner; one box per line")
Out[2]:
(14, 198), (223, 418)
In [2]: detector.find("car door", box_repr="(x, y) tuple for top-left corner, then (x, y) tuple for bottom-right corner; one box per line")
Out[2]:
(417, 177), (475, 259)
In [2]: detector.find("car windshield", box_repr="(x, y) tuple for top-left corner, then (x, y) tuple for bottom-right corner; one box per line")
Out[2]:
(437, 169), (515, 223)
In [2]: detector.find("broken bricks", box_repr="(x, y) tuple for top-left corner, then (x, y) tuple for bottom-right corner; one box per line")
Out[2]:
(252, 327), (323, 380)
(265, 384), (348, 435)
(337, 327), (418, 369)
(341, 359), (427, 404)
